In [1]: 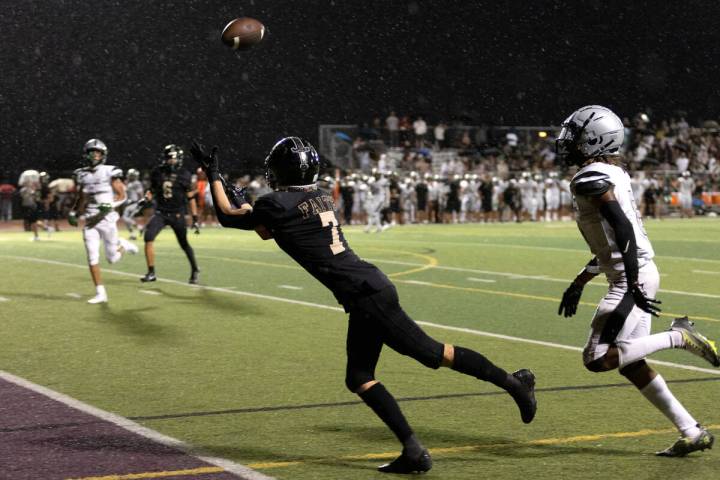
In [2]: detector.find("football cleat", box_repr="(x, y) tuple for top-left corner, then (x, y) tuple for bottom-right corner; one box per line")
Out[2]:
(669, 316), (720, 367)
(140, 272), (157, 283)
(189, 270), (200, 285)
(511, 369), (537, 424)
(119, 238), (139, 255)
(656, 427), (714, 457)
(377, 448), (432, 474)
(87, 293), (108, 304)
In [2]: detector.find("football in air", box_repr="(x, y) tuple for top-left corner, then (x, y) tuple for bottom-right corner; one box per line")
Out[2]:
(221, 17), (265, 50)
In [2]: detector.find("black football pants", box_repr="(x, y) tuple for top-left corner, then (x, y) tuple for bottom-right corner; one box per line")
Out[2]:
(345, 285), (444, 392)
(144, 211), (198, 271)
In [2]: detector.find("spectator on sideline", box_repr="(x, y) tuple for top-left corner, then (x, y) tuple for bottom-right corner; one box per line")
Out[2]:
(0, 179), (16, 222)
(384, 111), (399, 147)
(413, 116), (428, 148)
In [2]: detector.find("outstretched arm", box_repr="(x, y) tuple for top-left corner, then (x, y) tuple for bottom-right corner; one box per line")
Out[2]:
(190, 140), (256, 230)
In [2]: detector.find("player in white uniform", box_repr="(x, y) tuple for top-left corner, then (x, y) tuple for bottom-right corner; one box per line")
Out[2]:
(459, 175), (475, 223)
(121, 168), (146, 239)
(519, 173), (538, 221)
(401, 176), (417, 224)
(364, 174), (386, 233)
(533, 174), (545, 221)
(544, 174), (561, 221)
(677, 171), (695, 218)
(558, 175), (572, 220)
(69, 139), (138, 304)
(556, 106), (719, 457)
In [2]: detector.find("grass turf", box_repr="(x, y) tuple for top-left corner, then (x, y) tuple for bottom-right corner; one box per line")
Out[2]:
(1, 218), (719, 479)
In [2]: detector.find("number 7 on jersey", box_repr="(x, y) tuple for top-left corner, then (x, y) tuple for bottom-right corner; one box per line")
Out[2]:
(319, 211), (346, 255)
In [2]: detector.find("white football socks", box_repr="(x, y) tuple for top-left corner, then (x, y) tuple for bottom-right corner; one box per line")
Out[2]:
(96, 285), (106, 296)
(617, 331), (683, 368)
(640, 374), (700, 438)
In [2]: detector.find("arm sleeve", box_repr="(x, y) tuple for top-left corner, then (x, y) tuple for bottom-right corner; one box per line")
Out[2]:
(210, 186), (282, 230)
(599, 200), (639, 286)
(215, 207), (257, 230)
(210, 183), (256, 230)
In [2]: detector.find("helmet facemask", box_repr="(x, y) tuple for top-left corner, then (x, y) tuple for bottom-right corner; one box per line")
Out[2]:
(556, 106), (624, 167)
(163, 145), (184, 171)
(83, 139), (108, 168)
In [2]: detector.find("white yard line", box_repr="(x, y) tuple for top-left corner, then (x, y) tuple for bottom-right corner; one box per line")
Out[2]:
(278, 285), (303, 290)
(0, 296), (8, 302)
(66, 293), (82, 299)
(364, 257), (720, 299)
(466, 277), (497, 283)
(4, 254), (719, 377)
(359, 238), (720, 264)
(139, 289), (162, 296)
(0, 370), (275, 480)
(693, 270), (720, 275)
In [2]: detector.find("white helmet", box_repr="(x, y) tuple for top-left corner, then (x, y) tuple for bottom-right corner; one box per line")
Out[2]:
(556, 105), (624, 165)
(127, 168), (140, 180)
(83, 138), (108, 167)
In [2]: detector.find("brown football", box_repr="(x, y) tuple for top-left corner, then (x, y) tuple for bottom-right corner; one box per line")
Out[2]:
(221, 17), (265, 50)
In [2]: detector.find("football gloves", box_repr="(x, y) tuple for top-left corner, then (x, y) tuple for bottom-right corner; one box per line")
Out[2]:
(631, 282), (662, 317)
(68, 211), (78, 227)
(558, 282), (584, 318)
(190, 140), (221, 181)
(98, 203), (113, 214)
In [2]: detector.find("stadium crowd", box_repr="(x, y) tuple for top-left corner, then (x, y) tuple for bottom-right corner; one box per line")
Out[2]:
(2, 112), (719, 239)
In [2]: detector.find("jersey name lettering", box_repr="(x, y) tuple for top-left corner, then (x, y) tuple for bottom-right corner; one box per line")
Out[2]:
(297, 194), (336, 219)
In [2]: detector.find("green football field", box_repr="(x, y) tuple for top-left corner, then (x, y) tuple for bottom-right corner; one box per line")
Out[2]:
(1, 219), (719, 479)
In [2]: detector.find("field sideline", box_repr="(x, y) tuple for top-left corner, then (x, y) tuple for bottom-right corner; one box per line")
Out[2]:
(1, 219), (719, 479)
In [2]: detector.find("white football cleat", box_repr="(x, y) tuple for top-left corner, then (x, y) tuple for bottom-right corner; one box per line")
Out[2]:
(87, 293), (108, 304)
(119, 238), (139, 255)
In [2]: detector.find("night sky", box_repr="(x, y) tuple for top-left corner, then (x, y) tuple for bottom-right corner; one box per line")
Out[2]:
(2, 0), (720, 178)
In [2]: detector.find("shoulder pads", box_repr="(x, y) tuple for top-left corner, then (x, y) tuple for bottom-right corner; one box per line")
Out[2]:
(111, 167), (124, 179)
(571, 171), (612, 197)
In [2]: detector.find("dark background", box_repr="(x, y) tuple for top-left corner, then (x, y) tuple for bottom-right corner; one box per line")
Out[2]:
(2, 0), (720, 178)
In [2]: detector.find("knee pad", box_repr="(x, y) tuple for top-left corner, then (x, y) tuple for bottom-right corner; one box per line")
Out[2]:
(345, 370), (374, 393)
(619, 359), (648, 377)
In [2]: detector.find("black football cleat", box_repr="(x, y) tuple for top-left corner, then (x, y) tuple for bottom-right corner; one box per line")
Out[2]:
(140, 272), (157, 283)
(377, 448), (432, 474)
(511, 369), (537, 424)
(189, 270), (200, 285)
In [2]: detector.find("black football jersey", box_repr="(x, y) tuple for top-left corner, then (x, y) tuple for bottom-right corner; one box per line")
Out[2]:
(228, 188), (392, 307)
(150, 167), (193, 213)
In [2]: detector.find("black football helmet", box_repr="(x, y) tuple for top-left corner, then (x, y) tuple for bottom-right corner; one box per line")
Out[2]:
(264, 136), (320, 189)
(162, 144), (184, 170)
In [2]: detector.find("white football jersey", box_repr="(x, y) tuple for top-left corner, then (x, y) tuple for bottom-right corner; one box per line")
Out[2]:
(75, 164), (123, 215)
(126, 180), (145, 203)
(678, 176), (694, 195)
(571, 162), (654, 274)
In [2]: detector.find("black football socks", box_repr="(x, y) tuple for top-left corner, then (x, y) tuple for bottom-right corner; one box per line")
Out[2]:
(181, 244), (198, 272)
(358, 383), (423, 457)
(451, 346), (519, 392)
